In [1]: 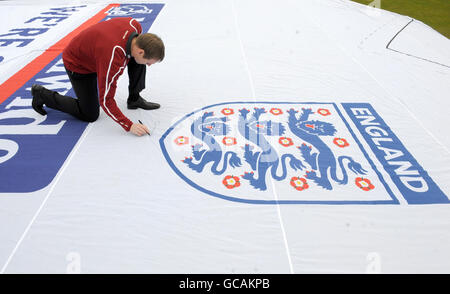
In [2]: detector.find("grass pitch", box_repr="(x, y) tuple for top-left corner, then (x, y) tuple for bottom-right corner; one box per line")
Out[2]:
(350, 0), (450, 38)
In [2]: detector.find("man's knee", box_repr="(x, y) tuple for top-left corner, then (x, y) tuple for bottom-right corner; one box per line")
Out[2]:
(82, 112), (99, 123)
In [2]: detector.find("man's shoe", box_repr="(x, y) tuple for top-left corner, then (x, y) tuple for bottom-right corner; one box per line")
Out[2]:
(31, 84), (47, 115)
(127, 96), (160, 110)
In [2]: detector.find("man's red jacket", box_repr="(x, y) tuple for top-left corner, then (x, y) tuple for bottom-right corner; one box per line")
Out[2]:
(63, 17), (142, 131)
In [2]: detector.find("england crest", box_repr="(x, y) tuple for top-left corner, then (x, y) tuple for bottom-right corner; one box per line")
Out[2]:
(160, 102), (449, 205)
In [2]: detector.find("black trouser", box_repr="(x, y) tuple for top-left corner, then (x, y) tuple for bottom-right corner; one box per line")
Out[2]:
(39, 57), (146, 122)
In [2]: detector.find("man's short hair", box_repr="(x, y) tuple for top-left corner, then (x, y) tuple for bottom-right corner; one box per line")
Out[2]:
(136, 33), (165, 61)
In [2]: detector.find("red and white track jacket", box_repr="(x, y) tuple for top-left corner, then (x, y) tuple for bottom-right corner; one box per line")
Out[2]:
(63, 17), (142, 131)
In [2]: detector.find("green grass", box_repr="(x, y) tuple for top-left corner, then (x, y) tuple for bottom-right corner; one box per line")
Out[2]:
(350, 0), (450, 38)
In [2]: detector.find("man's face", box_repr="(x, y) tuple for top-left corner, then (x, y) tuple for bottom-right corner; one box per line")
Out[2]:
(135, 56), (159, 66)
(132, 41), (161, 66)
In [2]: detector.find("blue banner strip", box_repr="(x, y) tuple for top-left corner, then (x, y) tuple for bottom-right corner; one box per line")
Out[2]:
(342, 103), (448, 204)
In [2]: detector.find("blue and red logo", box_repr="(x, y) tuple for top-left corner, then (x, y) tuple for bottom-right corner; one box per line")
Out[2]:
(160, 102), (449, 205)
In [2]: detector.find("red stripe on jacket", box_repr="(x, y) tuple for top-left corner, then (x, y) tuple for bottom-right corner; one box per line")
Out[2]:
(63, 17), (142, 131)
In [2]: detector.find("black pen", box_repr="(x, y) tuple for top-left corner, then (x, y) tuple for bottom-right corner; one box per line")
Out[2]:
(138, 120), (151, 136)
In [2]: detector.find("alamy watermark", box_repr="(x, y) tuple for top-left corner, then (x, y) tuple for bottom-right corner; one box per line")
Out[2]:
(366, 252), (382, 274)
(66, 251), (81, 274)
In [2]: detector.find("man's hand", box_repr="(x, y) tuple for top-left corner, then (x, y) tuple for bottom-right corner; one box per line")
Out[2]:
(130, 122), (150, 136)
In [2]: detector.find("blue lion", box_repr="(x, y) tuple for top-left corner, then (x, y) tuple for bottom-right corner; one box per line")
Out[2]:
(238, 107), (305, 191)
(287, 108), (367, 190)
(182, 111), (241, 175)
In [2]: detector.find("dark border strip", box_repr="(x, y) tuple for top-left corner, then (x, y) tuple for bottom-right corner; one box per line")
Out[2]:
(386, 18), (414, 49)
(386, 18), (450, 68)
